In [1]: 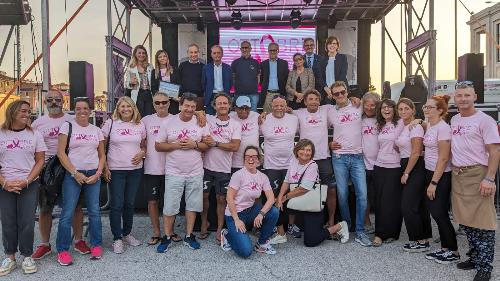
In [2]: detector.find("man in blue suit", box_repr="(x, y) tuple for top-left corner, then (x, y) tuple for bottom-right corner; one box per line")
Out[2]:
(202, 45), (232, 115)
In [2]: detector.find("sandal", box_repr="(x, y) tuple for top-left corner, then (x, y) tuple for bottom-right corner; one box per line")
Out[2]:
(372, 237), (383, 247)
(198, 232), (210, 240)
(147, 236), (161, 245)
(171, 233), (182, 242)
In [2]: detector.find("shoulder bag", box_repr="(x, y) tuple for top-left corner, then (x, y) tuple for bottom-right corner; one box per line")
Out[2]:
(287, 162), (327, 213)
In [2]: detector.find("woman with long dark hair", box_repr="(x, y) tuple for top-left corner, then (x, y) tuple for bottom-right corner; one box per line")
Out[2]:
(285, 53), (314, 110)
(0, 100), (46, 276)
(372, 99), (403, 246)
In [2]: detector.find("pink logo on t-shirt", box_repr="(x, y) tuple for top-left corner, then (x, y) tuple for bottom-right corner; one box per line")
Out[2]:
(117, 129), (132, 136)
(75, 134), (89, 141)
(362, 126), (377, 135)
(307, 117), (321, 125)
(177, 129), (190, 140)
(150, 126), (160, 135)
(6, 139), (21, 149)
(452, 125), (467, 136)
(241, 122), (254, 132)
(274, 126), (289, 135)
(338, 112), (360, 123)
(249, 181), (259, 190)
(48, 127), (60, 137)
(291, 172), (300, 181)
(380, 126), (394, 135)
(211, 126), (224, 137)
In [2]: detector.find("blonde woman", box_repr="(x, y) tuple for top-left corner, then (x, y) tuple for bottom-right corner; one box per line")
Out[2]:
(124, 45), (154, 117)
(102, 96), (147, 254)
(150, 50), (180, 115)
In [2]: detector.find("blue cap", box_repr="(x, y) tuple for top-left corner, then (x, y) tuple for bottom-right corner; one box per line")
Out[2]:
(235, 96), (251, 108)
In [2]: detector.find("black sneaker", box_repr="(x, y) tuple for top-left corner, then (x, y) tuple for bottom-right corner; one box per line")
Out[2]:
(425, 249), (446, 260)
(156, 236), (172, 253)
(183, 235), (200, 250)
(473, 271), (491, 281)
(403, 241), (430, 253)
(457, 259), (476, 271)
(435, 251), (460, 264)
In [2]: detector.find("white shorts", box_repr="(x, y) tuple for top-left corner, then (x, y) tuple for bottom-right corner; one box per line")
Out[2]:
(163, 174), (203, 216)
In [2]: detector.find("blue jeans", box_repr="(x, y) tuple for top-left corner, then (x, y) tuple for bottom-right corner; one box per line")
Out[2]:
(332, 153), (367, 234)
(56, 170), (102, 252)
(237, 93), (259, 112)
(225, 204), (278, 258)
(109, 169), (143, 240)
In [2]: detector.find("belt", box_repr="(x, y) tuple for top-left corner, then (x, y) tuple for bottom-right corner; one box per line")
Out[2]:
(452, 164), (482, 170)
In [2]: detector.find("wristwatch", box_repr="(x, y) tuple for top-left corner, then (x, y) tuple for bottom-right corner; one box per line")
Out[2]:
(430, 180), (438, 186)
(483, 177), (495, 184)
(259, 211), (266, 218)
(70, 171), (77, 178)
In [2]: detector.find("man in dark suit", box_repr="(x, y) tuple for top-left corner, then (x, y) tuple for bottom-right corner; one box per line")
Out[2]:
(303, 38), (328, 104)
(202, 45), (232, 115)
(260, 43), (289, 113)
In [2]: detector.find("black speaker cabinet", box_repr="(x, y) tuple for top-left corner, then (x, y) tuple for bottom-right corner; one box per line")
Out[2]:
(400, 75), (427, 119)
(458, 53), (484, 104)
(69, 61), (94, 110)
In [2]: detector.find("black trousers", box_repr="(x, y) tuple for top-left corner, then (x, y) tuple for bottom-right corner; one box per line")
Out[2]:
(374, 165), (403, 240)
(425, 170), (457, 251)
(366, 169), (375, 212)
(401, 157), (432, 241)
(302, 211), (330, 247)
(136, 89), (154, 118)
(0, 181), (39, 256)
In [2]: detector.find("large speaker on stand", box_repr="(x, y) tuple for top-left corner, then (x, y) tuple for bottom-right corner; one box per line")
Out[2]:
(69, 61), (94, 110)
(458, 53), (484, 104)
(400, 75), (427, 119)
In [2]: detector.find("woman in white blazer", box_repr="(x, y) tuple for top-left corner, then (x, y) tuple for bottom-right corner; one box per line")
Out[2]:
(124, 45), (154, 118)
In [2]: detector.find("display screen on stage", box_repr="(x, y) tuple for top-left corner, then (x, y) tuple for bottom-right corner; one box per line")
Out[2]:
(219, 26), (316, 69)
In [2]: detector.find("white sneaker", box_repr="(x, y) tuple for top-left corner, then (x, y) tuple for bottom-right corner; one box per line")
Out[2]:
(112, 239), (124, 254)
(123, 234), (142, 246)
(0, 258), (16, 276)
(220, 229), (231, 252)
(21, 257), (37, 274)
(338, 221), (350, 244)
(269, 233), (287, 245)
(255, 241), (277, 255)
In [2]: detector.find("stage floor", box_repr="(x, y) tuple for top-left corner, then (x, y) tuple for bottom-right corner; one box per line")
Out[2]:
(1, 214), (499, 281)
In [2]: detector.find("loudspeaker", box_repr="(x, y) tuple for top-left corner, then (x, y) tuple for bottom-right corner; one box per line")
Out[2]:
(400, 75), (427, 119)
(69, 61), (94, 110)
(161, 23), (179, 67)
(382, 81), (391, 100)
(458, 53), (484, 104)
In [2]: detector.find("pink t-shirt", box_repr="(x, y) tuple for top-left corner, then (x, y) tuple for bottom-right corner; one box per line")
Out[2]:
(32, 114), (73, 160)
(101, 119), (146, 170)
(203, 115), (242, 173)
(156, 115), (209, 177)
(284, 158), (319, 190)
(395, 124), (424, 159)
(361, 117), (379, 170)
(142, 114), (173, 175)
(260, 113), (299, 170)
(375, 122), (402, 168)
(328, 103), (363, 154)
(0, 129), (47, 181)
(60, 121), (104, 170)
(225, 167), (272, 216)
(229, 111), (260, 169)
(423, 120), (452, 172)
(293, 105), (333, 160)
(450, 111), (500, 167)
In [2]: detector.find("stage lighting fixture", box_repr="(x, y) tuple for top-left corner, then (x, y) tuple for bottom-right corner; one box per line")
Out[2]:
(303, 0), (313, 4)
(231, 10), (243, 30)
(290, 9), (302, 29)
(196, 17), (205, 33)
(226, 0), (237, 5)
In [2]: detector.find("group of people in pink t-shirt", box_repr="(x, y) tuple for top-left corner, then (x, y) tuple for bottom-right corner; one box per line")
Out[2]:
(0, 80), (498, 281)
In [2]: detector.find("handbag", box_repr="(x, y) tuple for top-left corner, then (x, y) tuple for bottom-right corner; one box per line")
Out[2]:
(287, 161), (327, 212)
(40, 121), (72, 198)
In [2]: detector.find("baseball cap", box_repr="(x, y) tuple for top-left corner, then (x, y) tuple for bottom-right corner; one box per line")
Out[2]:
(235, 96), (251, 108)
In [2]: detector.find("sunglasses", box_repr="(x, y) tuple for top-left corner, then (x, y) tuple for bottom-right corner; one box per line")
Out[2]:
(422, 105), (437, 110)
(244, 155), (259, 160)
(46, 98), (63, 103)
(332, 90), (346, 97)
(272, 95), (286, 100)
(455, 80), (474, 89)
(154, 101), (170, 105)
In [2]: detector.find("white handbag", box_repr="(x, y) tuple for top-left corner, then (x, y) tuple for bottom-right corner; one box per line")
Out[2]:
(287, 162), (327, 213)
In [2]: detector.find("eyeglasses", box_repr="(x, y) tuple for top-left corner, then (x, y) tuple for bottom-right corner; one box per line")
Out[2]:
(455, 80), (474, 89)
(422, 105), (437, 110)
(332, 90), (346, 97)
(46, 98), (63, 103)
(268, 49), (278, 52)
(244, 155), (259, 160)
(154, 101), (170, 105)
